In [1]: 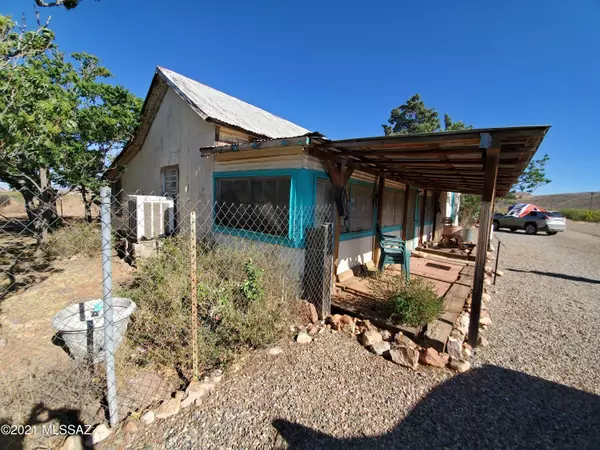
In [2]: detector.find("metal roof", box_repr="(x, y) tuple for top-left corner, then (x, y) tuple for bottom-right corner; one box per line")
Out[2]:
(202, 126), (551, 197)
(157, 67), (311, 139)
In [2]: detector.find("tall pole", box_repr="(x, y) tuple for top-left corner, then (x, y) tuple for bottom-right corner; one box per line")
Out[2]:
(100, 186), (118, 427)
(590, 192), (594, 211)
(190, 211), (198, 382)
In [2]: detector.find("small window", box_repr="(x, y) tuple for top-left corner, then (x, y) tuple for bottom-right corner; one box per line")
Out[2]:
(215, 176), (291, 236)
(161, 166), (179, 198)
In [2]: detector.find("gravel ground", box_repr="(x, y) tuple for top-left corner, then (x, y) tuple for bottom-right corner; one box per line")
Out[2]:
(100, 228), (600, 449)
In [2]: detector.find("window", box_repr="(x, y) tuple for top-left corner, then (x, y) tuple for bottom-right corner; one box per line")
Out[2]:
(382, 189), (405, 227)
(161, 166), (179, 198)
(344, 183), (374, 233)
(215, 176), (291, 236)
(111, 178), (124, 216)
(316, 177), (334, 225)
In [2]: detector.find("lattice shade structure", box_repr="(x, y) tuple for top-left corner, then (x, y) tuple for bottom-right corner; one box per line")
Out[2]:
(308, 126), (550, 197)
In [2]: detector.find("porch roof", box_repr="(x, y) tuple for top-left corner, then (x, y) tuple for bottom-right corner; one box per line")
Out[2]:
(201, 125), (550, 197)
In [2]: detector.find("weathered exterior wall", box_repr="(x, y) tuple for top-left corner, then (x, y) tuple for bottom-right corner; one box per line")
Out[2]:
(120, 88), (216, 207)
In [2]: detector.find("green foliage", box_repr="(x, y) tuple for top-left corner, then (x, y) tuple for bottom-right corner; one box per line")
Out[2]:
(560, 209), (600, 223)
(371, 274), (443, 326)
(383, 94), (473, 136)
(121, 237), (298, 376)
(513, 154), (551, 193)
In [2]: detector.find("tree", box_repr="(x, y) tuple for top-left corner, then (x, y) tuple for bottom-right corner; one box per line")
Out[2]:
(513, 154), (551, 193)
(0, 15), (141, 251)
(34, 0), (87, 9)
(383, 94), (440, 135)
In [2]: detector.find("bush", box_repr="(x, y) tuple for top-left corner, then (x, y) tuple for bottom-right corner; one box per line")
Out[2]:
(120, 235), (298, 377)
(0, 193), (11, 207)
(371, 275), (443, 326)
(45, 221), (102, 258)
(560, 209), (600, 223)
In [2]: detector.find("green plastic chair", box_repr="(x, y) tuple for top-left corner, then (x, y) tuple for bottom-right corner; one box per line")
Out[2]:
(376, 224), (410, 282)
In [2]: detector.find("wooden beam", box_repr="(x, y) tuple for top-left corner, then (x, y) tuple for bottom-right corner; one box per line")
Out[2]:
(419, 189), (427, 245)
(402, 184), (410, 241)
(468, 148), (500, 347)
(373, 176), (385, 265)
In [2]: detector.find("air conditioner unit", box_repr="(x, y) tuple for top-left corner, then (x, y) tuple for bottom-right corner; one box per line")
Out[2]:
(127, 195), (175, 241)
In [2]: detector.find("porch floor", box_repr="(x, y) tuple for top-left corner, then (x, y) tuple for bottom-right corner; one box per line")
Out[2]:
(333, 256), (473, 350)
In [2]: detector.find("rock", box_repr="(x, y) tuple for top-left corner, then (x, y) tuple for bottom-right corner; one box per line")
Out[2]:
(123, 418), (142, 434)
(210, 369), (224, 383)
(482, 293), (491, 303)
(394, 333), (417, 348)
(495, 270), (504, 277)
(140, 410), (155, 425)
(62, 435), (84, 450)
(360, 330), (383, 347)
(90, 424), (112, 445)
(462, 342), (473, 358)
(479, 311), (492, 326)
(327, 314), (342, 330)
(389, 345), (419, 370)
(174, 390), (185, 400)
(155, 397), (181, 419)
(307, 323), (319, 336)
(370, 341), (391, 356)
(446, 335), (464, 360)
(298, 300), (319, 324)
(380, 330), (392, 341)
(181, 380), (213, 408)
(195, 397), (203, 406)
(296, 332), (312, 344)
(419, 347), (449, 368)
(477, 335), (489, 347)
(448, 358), (471, 373)
(412, 250), (426, 258)
(484, 278), (492, 286)
(267, 346), (283, 356)
(457, 312), (470, 335)
(337, 314), (355, 335)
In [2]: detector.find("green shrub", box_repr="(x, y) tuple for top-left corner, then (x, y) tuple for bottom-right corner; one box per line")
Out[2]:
(45, 221), (102, 258)
(120, 235), (298, 377)
(371, 275), (443, 326)
(560, 209), (600, 223)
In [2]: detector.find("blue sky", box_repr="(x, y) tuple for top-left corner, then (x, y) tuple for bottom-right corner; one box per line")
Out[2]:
(3, 0), (599, 194)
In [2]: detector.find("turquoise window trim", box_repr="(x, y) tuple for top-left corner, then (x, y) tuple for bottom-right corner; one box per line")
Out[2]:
(212, 168), (308, 249)
(340, 229), (374, 242)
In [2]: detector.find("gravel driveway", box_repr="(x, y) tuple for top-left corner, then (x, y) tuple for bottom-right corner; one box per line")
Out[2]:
(102, 229), (600, 449)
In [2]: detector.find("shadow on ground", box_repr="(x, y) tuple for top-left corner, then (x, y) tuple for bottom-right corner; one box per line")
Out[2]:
(507, 268), (600, 285)
(273, 365), (600, 449)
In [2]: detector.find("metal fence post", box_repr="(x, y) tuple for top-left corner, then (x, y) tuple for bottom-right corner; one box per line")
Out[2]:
(100, 186), (118, 427)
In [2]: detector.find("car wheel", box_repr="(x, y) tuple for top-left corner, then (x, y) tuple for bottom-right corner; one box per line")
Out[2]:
(547, 231), (558, 235)
(525, 223), (537, 235)
(493, 221), (499, 231)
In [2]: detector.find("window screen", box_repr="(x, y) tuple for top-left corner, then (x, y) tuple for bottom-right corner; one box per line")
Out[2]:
(316, 177), (334, 225)
(161, 166), (179, 198)
(215, 176), (291, 236)
(394, 190), (405, 225)
(348, 183), (374, 232)
(382, 189), (405, 227)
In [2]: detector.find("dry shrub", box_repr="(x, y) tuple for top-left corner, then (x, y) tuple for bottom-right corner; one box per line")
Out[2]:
(371, 274), (443, 326)
(46, 221), (102, 259)
(0, 193), (11, 208)
(121, 235), (298, 377)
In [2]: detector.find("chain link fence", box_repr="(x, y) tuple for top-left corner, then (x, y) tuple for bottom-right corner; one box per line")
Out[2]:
(0, 187), (333, 448)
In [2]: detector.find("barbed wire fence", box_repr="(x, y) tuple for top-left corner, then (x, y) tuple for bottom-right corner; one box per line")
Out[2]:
(0, 186), (333, 448)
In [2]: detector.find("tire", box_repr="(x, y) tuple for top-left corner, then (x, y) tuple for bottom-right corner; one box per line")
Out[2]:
(493, 220), (499, 231)
(547, 231), (558, 235)
(525, 223), (537, 235)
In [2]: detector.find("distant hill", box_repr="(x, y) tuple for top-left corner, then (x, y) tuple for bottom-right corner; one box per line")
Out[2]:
(498, 191), (600, 211)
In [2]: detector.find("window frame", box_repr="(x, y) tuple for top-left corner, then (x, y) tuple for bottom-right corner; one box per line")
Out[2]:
(213, 169), (301, 246)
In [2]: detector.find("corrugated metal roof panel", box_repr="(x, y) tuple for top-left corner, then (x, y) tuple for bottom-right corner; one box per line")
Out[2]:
(157, 67), (311, 139)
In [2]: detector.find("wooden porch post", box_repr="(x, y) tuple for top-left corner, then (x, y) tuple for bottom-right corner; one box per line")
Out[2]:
(468, 147), (500, 347)
(401, 184), (410, 241)
(419, 189), (428, 245)
(373, 176), (386, 265)
(431, 191), (439, 242)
